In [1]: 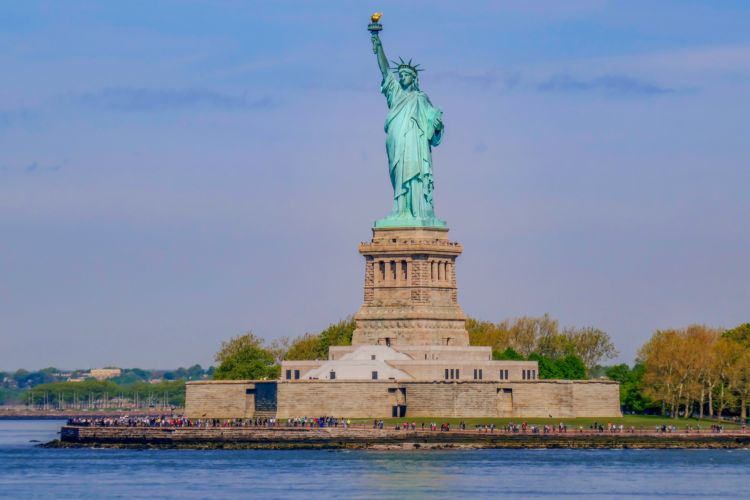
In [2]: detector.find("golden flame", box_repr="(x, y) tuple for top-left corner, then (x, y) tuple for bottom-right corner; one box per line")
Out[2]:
(371, 12), (382, 23)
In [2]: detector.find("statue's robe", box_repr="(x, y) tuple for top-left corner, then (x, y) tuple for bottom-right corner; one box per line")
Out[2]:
(382, 72), (443, 219)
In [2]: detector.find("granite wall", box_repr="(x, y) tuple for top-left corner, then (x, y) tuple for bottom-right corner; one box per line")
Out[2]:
(185, 380), (621, 419)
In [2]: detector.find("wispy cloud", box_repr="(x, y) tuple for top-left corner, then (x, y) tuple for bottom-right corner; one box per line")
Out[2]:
(433, 69), (521, 92)
(0, 109), (34, 129)
(433, 68), (672, 97)
(0, 161), (64, 173)
(75, 88), (273, 112)
(536, 74), (674, 96)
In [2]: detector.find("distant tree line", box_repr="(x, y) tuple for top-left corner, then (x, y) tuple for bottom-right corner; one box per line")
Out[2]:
(24, 380), (186, 408)
(0, 365), (213, 406)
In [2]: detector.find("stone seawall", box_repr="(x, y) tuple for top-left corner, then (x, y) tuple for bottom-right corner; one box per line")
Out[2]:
(53, 426), (750, 450)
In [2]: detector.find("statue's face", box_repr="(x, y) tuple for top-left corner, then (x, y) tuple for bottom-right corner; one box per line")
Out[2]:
(399, 71), (415, 89)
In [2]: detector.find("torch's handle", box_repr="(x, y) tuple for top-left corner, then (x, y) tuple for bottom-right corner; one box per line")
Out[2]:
(371, 31), (382, 54)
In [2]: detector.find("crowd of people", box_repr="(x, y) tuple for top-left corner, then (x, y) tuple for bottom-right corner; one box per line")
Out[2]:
(67, 415), (349, 429)
(66, 416), (745, 434)
(67, 416), (191, 428)
(286, 416), (351, 428)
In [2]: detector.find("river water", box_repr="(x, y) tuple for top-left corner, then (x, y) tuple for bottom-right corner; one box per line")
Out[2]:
(1, 420), (749, 499)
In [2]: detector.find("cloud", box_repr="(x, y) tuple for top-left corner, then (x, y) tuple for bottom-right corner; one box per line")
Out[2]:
(536, 74), (674, 96)
(433, 68), (671, 98)
(433, 69), (521, 92)
(75, 88), (273, 112)
(0, 161), (63, 173)
(0, 109), (33, 129)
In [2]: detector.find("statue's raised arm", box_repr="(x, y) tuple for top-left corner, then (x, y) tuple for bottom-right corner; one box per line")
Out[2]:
(371, 33), (389, 80)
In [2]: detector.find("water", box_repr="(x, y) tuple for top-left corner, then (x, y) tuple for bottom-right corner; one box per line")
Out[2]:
(1, 420), (749, 499)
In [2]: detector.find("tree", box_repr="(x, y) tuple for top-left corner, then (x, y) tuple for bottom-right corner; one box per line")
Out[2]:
(531, 315), (565, 358)
(713, 337), (739, 417)
(13, 368), (57, 388)
(268, 337), (291, 364)
(558, 355), (587, 380)
(213, 345), (280, 381)
(683, 325), (720, 418)
(467, 318), (510, 353)
(604, 363), (654, 413)
(507, 315), (559, 357)
(724, 323), (750, 346)
(284, 333), (323, 360)
(527, 353), (586, 380)
(214, 332), (265, 364)
(639, 329), (681, 417)
(493, 347), (525, 361)
(638, 324), (747, 419)
(529, 353), (562, 379)
(563, 327), (618, 373)
(468, 315), (612, 376)
(186, 364), (206, 379)
(318, 317), (356, 355)
(284, 318), (356, 361)
(725, 342), (750, 421)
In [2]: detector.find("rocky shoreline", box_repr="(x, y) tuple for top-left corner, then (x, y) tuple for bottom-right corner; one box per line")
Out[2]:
(46, 425), (750, 450)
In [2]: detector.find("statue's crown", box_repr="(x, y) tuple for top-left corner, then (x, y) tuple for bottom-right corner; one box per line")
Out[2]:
(391, 57), (423, 77)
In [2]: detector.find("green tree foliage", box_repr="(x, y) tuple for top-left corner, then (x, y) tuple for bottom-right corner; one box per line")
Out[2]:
(0, 388), (25, 405)
(111, 368), (152, 385)
(605, 363), (655, 413)
(214, 345), (280, 381)
(12, 368), (57, 388)
(284, 333), (323, 360)
(558, 355), (588, 380)
(285, 318), (356, 361)
(214, 332), (266, 364)
(528, 353), (587, 380)
(724, 323), (750, 347)
(318, 317), (356, 354)
(492, 347), (525, 361)
(162, 365), (206, 381)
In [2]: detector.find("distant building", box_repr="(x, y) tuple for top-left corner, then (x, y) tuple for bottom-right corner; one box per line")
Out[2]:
(90, 368), (122, 380)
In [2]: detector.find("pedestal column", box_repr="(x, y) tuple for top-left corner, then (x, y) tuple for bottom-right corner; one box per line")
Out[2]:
(352, 227), (469, 347)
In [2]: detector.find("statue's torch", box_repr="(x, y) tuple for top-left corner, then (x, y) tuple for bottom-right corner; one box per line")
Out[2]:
(368, 12), (383, 53)
(368, 12), (383, 33)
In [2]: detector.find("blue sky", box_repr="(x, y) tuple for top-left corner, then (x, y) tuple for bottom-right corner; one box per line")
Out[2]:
(1, 1), (748, 370)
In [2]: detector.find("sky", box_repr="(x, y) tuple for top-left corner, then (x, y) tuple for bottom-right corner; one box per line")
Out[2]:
(1, 0), (748, 370)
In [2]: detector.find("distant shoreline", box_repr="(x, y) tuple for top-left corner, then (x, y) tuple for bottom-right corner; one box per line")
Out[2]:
(0, 409), (178, 420)
(47, 425), (750, 450)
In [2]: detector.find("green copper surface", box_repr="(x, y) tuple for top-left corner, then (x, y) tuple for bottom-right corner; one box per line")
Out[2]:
(370, 23), (447, 229)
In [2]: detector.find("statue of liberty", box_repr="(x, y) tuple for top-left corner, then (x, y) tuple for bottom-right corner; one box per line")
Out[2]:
(369, 15), (446, 228)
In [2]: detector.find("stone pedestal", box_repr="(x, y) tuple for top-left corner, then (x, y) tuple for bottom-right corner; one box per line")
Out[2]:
(352, 227), (469, 347)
